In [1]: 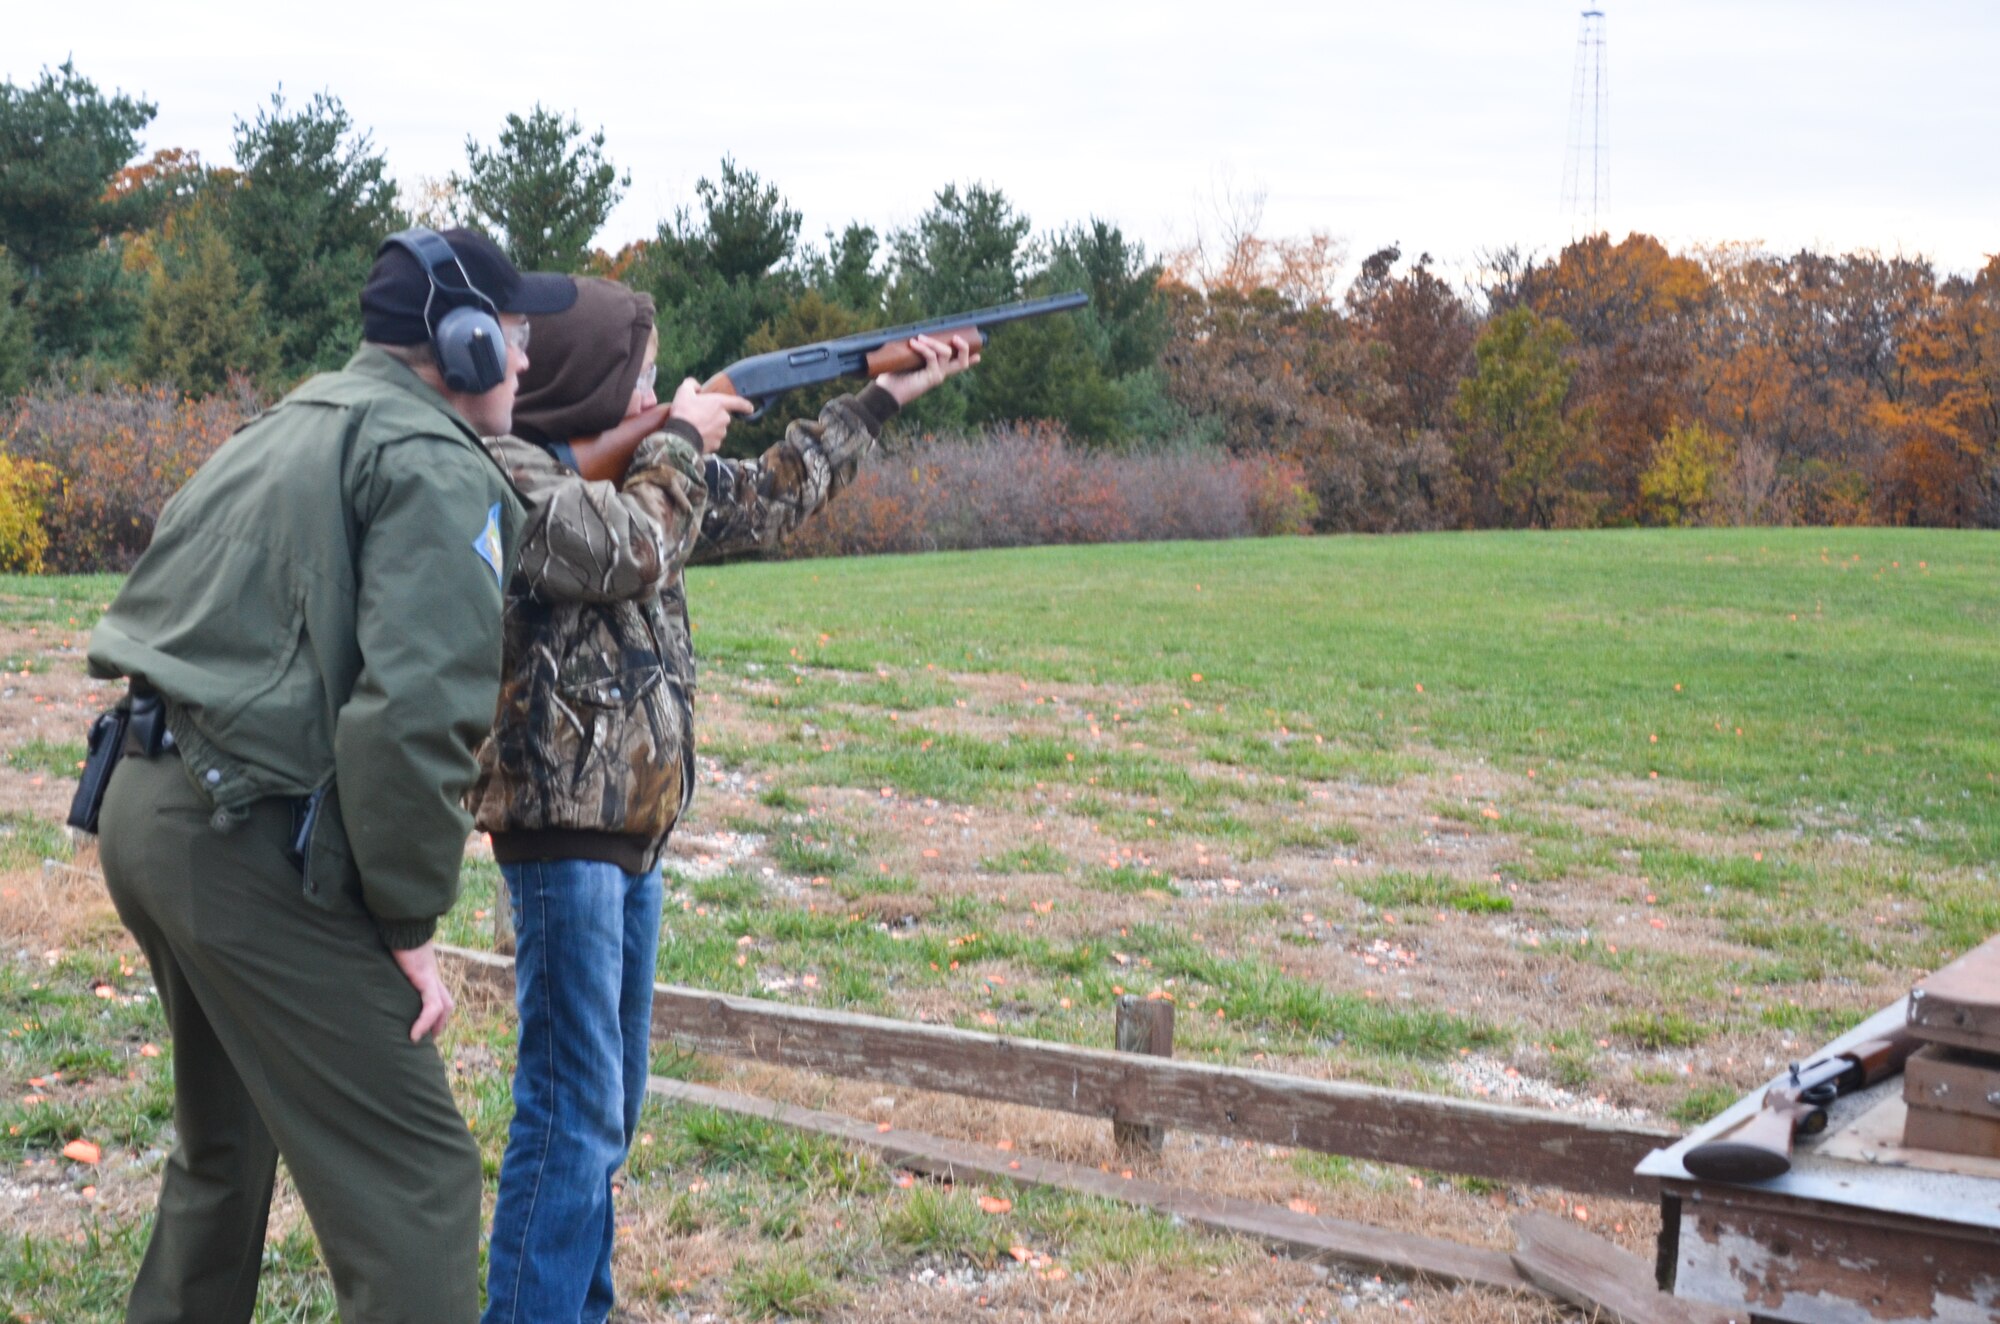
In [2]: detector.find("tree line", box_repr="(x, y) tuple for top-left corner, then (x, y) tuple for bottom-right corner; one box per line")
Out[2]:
(2, 60), (1996, 535)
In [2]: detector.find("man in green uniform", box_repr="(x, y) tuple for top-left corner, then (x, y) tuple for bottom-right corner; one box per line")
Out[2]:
(85, 228), (576, 1324)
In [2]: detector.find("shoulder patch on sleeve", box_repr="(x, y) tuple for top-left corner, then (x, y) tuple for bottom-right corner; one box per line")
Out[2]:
(472, 502), (504, 586)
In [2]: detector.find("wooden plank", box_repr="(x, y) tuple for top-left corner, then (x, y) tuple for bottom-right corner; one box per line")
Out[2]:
(1903, 1043), (2000, 1122)
(442, 944), (1673, 1199)
(1907, 933), (2000, 1054)
(1112, 995), (1173, 1155)
(1510, 1212), (1741, 1324)
(1903, 1104), (2000, 1160)
(646, 1073), (1533, 1293)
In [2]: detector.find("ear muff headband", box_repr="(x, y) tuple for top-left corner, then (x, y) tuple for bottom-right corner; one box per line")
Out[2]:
(384, 228), (509, 394)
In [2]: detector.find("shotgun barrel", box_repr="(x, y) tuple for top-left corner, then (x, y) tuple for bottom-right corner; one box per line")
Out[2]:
(704, 290), (1090, 418)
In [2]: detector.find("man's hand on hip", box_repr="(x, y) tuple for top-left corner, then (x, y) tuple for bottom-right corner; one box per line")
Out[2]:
(390, 940), (454, 1042)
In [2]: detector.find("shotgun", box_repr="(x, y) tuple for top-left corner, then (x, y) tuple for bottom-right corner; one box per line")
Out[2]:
(1680, 1025), (1922, 1182)
(569, 290), (1089, 482)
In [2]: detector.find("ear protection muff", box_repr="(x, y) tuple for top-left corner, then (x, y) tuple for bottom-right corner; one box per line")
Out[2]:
(383, 227), (508, 393)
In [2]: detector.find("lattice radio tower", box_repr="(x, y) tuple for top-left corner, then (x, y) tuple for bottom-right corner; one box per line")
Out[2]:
(1560, 7), (1609, 236)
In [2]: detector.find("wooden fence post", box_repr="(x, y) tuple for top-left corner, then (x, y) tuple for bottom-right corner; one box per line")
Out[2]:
(492, 892), (515, 955)
(1113, 995), (1175, 1155)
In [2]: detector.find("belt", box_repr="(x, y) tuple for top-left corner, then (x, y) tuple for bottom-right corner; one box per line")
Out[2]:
(121, 686), (309, 858)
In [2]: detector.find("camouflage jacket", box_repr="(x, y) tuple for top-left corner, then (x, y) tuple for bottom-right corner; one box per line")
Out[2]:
(467, 385), (897, 870)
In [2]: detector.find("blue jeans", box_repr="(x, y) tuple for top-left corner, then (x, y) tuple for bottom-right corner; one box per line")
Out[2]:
(483, 859), (663, 1324)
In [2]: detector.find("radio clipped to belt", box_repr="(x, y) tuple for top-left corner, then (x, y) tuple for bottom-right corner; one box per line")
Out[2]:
(67, 690), (172, 834)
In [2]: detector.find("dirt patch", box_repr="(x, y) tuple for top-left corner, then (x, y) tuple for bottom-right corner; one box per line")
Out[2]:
(0, 1152), (160, 1239)
(601, 1054), (1644, 1322)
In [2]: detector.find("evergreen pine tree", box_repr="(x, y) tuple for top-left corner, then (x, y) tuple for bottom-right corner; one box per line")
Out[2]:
(456, 107), (626, 273)
(0, 250), (34, 397)
(0, 62), (159, 363)
(135, 209), (276, 396)
(227, 90), (404, 379)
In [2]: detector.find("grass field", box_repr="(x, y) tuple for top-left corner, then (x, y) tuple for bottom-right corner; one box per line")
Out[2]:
(1, 528), (1994, 1321)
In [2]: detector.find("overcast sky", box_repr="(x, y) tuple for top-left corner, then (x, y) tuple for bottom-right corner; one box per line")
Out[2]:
(10, 0), (1997, 279)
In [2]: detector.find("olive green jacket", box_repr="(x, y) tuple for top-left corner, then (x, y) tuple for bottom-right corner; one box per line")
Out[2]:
(87, 347), (525, 948)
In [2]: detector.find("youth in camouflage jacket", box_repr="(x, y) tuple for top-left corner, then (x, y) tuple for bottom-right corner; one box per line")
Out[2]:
(467, 385), (899, 871)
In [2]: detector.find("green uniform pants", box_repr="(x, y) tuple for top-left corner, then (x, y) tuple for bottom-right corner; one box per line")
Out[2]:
(99, 751), (480, 1324)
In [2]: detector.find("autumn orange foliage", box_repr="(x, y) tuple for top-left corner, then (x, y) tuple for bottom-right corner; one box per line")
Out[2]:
(2, 377), (258, 571)
(5, 213), (1997, 568)
(1868, 257), (2000, 524)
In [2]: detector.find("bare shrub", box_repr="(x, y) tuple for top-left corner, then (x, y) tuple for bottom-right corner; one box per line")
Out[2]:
(1716, 436), (1789, 526)
(1240, 453), (1318, 537)
(2, 377), (259, 571)
(783, 424), (1304, 559)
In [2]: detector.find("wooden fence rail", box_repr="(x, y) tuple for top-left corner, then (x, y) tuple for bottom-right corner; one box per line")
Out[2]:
(442, 944), (1675, 1200)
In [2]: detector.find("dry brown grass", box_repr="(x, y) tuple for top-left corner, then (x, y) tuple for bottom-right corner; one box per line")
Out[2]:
(710, 1059), (1658, 1255)
(0, 856), (122, 954)
(0, 611), (1934, 1321)
(687, 659), (1945, 1112)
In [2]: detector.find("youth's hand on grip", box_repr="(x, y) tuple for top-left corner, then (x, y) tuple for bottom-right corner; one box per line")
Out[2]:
(391, 941), (454, 1042)
(877, 334), (979, 407)
(670, 378), (754, 453)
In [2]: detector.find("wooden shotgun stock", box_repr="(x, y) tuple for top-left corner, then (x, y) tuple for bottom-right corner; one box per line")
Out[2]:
(567, 403), (680, 484)
(1681, 1026), (1922, 1182)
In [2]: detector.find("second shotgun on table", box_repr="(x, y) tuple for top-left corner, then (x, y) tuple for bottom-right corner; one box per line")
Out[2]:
(570, 290), (1090, 482)
(1680, 1024), (1921, 1182)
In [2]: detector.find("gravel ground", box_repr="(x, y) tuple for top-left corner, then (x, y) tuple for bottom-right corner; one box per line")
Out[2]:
(1446, 1055), (1655, 1124)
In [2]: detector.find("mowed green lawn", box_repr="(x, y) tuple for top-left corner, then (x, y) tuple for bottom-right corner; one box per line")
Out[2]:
(692, 527), (1998, 868)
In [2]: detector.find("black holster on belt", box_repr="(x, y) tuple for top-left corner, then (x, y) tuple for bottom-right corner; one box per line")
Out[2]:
(125, 693), (170, 759)
(69, 705), (130, 834)
(67, 689), (170, 834)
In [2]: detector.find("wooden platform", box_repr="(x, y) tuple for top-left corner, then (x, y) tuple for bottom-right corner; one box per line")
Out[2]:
(1820, 1093), (2000, 1179)
(1639, 999), (2000, 1323)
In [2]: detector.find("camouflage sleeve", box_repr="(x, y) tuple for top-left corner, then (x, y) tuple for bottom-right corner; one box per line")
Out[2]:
(486, 428), (708, 603)
(692, 385), (899, 561)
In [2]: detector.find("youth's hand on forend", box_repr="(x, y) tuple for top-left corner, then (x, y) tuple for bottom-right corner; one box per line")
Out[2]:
(877, 334), (980, 407)
(670, 378), (754, 453)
